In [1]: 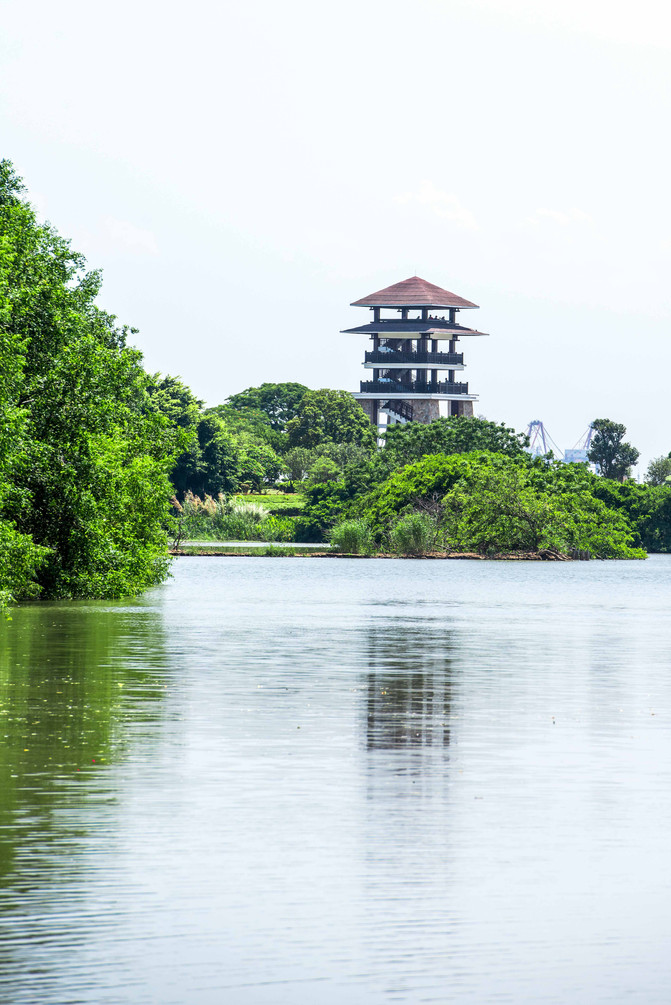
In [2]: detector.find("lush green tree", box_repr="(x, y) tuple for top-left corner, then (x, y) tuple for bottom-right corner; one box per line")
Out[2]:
(207, 401), (271, 438)
(207, 401), (289, 456)
(442, 460), (641, 558)
(0, 159), (176, 601)
(588, 419), (640, 480)
(237, 437), (284, 491)
(645, 455), (671, 486)
(148, 374), (203, 497)
(591, 479), (671, 553)
(227, 382), (308, 431)
(305, 456), (341, 487)
(287, 389), (376, 449)
(192, 414), (241, 496)
(379, 415), (528, 474)
(284, 447), (316, 481)
(295, 480), (360, 541)
(360, 452), (644, 559)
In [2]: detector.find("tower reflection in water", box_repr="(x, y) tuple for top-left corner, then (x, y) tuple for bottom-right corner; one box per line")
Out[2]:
(364, 618), (454, 762)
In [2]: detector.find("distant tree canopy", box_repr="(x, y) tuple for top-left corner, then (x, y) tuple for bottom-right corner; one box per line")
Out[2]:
(226, 382), (308, 431)
(378, 416), (528, 475)
(287, 389), (376, 449)
(0, 159), (176, 603)
(588, 419), (640, 481)
(645, 454), (671, 487)
(356, 452), (645, 559)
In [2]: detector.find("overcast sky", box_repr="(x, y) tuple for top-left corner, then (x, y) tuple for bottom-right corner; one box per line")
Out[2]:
(2, 0), (670, 471)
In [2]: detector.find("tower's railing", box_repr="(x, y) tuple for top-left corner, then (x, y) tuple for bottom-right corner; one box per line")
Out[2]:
(365, 350), (463, 366)
(381, 400), (414, 421)
(360, 379), (469, 395)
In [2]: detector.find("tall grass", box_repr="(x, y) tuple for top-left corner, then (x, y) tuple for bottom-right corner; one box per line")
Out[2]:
(172, 493), (296, 542)
(329, 519), (374, 555)
(389, 512), (440, 556)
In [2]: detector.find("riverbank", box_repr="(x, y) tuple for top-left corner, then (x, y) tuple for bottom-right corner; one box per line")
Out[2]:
(170, 545), (584, 560)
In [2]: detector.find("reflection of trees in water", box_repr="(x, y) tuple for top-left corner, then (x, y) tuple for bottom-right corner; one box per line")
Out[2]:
(364, 620), (454, 755)
(0, 602), (169, 890)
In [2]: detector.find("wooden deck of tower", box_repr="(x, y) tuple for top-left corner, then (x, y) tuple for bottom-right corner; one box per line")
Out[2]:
(342, 275), (488, 428)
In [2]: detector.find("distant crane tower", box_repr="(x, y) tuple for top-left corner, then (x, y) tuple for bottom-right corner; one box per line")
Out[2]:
(564, 425), (594, 465)
(526, 421), (595, 465)
(526, 420), (563, 459)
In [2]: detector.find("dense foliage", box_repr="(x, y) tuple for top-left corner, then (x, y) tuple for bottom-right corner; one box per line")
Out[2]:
(645, 454), (671, 486)
(588, 419), (640, 480)
(287, 388), (376, 449)
(0, 161), (176, 604)
(1, 161), (665, 594)
(226, 382), (308, 431)
(357, 452), (645, 558)
(379, 415), (528, 472)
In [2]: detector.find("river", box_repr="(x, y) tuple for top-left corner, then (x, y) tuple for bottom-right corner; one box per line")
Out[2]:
(1, 556), (671, 1004)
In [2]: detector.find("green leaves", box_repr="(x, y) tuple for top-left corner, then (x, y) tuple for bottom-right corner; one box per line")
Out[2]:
(226, 382), (308, 432)
(0, 161), (175, 603)
(287, 389), (376, 450)
(379, 415), (528, 475)
(357, 451), (645, 559)
(588, 418), (640, 480)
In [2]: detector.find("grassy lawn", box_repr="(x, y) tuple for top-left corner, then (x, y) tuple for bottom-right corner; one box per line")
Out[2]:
(233, 492), (306, 512)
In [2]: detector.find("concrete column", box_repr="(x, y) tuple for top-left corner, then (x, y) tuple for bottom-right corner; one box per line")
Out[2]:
(410, 399), (440, 423)
(358, 398), (378, 425)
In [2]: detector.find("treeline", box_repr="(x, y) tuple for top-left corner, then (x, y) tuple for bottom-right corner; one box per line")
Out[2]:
(169, 399), (671, 559)
(2, 159), (669, 606)
(151, 378), (375, 497)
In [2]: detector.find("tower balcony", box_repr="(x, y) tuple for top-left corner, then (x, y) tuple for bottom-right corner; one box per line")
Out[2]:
(364, 349), (464, 367)
(359, 379), (470, 396)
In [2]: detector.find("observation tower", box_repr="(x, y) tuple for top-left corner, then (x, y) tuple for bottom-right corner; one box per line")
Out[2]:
(342, 276), (488, 428)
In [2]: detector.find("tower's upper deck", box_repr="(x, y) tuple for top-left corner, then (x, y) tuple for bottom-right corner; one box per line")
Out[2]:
(351, 275), (478, 310)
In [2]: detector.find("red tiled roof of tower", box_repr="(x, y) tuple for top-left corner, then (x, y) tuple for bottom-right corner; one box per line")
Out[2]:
(351, 276), (478, 309)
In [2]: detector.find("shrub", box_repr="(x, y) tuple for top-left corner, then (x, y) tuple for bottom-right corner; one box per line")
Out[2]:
(259, 515), (297, 542)
(305, 457), (341, 487)
(174, 493), (275, 541)
(330, 519), (373, 555)
(389, 512), (440, 556)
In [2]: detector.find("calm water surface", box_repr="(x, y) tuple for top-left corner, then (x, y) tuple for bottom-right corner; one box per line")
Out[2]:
(1, 556), (671, 1004)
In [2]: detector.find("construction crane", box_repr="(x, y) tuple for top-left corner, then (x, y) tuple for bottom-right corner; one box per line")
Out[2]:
(526, 420), (563, 459)
(564, 424), (594, 465)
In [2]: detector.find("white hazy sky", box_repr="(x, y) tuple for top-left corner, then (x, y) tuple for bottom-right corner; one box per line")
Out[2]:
(2, 0), (670, 471)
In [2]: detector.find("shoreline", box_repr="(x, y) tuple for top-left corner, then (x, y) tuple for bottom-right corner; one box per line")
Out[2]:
(169, 547), (579, 561)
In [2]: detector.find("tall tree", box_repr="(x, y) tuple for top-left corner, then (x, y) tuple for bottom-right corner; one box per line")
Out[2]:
(0, 159), (176, 601)
(379, 415), (528, 474)
(588, 419), (640, 481)
(645, 455), (671, 486)
(227, 382), (308, 431)
(287, 389), (376, 449)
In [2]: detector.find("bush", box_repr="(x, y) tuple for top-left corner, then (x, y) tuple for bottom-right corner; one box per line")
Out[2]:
(174, 493), (273, 541)
(259, 515), (297, 542)
(305, 457), (341, 487)
(389, 513), (440, 556)
(330, 519), (373, 555)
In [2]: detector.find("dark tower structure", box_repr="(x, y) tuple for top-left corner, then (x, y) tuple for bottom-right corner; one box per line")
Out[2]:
(342, 276), (488, 428)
